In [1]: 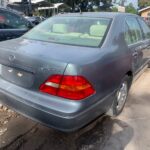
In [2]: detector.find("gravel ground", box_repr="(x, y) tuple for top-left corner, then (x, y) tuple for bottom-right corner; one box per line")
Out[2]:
(0, 69), (150, 150)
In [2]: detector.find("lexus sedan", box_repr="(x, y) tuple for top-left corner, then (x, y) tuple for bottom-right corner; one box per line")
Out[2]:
(0, 12), (149, 132)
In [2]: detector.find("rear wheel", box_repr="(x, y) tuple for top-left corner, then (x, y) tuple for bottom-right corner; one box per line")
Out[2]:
(148, 61), (150, 68)
(107, 76), (130, 117)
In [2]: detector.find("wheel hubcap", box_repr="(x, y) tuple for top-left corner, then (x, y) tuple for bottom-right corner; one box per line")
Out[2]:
(116, 82), (128, 111)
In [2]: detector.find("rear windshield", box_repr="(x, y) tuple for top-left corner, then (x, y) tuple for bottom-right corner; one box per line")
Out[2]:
(24, 16), (111, 47)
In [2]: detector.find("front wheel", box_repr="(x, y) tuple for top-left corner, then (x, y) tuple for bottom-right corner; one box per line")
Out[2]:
(107, 76), (130, 117)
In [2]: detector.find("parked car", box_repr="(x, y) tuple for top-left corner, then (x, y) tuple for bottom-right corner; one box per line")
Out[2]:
(0, 12), (149, 132)
(0, 8), (33, 41)
(144, 18), (150, 27)
(25, 16), (45, 25)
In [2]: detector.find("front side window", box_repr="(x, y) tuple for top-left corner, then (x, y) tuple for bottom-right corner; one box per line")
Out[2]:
(125, 17), (143, 45)
(24, 17), (111, 47)
(124, 22), (133, 45)
(0, 10), (28, 29)
(138, 18), (150, 39)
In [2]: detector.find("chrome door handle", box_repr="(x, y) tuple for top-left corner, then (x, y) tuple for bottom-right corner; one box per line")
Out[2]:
(132, 51), (138, 57)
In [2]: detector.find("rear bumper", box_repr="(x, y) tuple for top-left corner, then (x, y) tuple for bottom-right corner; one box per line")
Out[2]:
(0, 78), (115, 132)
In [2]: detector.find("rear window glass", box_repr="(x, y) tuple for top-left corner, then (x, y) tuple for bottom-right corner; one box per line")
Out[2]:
(24, 16), (111, 47)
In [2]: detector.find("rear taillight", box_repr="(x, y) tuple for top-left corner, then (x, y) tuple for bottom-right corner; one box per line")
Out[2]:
(39, 75), (95, 100)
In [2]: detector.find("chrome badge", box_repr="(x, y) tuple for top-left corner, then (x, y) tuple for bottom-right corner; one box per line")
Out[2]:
(8, 69), (13, 73)
(17, 72), (23, 77)
(8, 55), (16, 62)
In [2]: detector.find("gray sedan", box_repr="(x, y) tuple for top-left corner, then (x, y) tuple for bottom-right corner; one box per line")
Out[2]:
(0, 12), (149, 132)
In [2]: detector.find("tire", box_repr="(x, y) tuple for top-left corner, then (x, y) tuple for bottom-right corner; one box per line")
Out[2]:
(107, 76), (130, 117)
(148, 61), (150, 68)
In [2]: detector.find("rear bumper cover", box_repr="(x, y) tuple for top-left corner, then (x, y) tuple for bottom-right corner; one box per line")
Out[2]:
(0, 78), (115, 132)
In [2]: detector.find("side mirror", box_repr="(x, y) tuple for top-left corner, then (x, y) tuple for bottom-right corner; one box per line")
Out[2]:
(27, 21), (34, 29)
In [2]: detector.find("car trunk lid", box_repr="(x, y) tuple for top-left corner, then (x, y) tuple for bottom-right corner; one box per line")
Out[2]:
(0, 39), (68, 89)
(0, 37), (101, 90)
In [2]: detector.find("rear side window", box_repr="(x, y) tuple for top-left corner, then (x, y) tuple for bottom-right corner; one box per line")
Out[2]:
(138, 18), (150, 39)
(0, 10), (28, 29)
(125, 17), (143, 45)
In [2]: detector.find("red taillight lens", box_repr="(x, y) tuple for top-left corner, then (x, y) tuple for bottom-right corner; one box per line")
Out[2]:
(39, 75), (95, 100)
(40, 75), (62, 95)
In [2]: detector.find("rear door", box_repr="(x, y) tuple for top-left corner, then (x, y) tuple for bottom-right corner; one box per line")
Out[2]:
(138, 17), (150, 66)
(125, 17), (144, 74)
(0, 9), (29, 41)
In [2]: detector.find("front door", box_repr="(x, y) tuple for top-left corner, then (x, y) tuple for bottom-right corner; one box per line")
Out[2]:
(0, 29), (28, 41)
(125, 17), (144, 74)
(138, 18), (150, 66)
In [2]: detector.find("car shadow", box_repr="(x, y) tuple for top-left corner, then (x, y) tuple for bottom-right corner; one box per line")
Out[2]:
(46, 116), (134, 150)
(79, 117), (133, 150)
(2, 115), (134, 150)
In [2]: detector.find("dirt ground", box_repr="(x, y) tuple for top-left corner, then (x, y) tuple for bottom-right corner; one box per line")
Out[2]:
(0, 69), (150, 150)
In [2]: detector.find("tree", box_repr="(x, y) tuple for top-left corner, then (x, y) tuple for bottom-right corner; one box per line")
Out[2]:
(48, 0), (113, 12)
(99, 0), (113, 11)
(125, 3), (137, 14)
(139, 0), (150, 9)
(113, 0), (126, 6)
(112, 7), (118, 12)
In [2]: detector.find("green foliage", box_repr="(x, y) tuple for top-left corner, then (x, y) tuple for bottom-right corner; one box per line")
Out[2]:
(139, 0), (150, 8)
(112, 7), (118, 12)
(125, 3), (137, 14)
(47, 0), (113, 11)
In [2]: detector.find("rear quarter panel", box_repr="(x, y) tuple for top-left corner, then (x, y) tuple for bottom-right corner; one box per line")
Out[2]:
(64, 15), (132, 112)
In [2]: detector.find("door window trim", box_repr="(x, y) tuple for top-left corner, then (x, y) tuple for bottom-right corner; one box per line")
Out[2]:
(137, 17), (150, 41)
(124, 16), (144, 46)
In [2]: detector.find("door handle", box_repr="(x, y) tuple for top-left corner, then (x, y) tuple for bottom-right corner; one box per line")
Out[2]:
(132, 51), (138, 57)
(6, 37), (11, 40)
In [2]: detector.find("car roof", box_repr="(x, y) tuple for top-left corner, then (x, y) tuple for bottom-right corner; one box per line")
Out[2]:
(0, 7), (23, 16)
(56, 12), (138, 19)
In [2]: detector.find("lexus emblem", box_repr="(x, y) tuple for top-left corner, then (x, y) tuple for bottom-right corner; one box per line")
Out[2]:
(9, 55), (16, 62)
(8, 69), (13, 73)
(17, 72), (23, 77)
